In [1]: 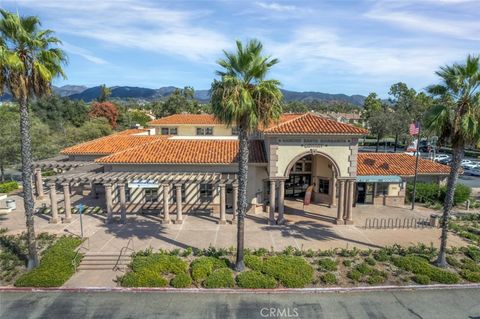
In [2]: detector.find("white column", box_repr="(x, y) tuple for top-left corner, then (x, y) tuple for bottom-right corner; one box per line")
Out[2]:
(35, 168), (44, 199)
(162, 184), (171, 224)
(219, 184), (227, 224)
(330, 175), (336, 207)
(49, 183), (59, 224)
(277, 179), (285, 224)
(231, 183), (238, 224)
(345, 180), (354, 225)
(119, 183), (127, 223)
(62, 182), (72, 223)
(105, 183), (113, 223)
(335, 180), (345, 224)
(269, 180), (276, 225)
(175, 184), (183, 224)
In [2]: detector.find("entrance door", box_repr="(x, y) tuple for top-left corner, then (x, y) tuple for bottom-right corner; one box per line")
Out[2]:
(285, 174), (311, 198)
(357, 182), (374, 204)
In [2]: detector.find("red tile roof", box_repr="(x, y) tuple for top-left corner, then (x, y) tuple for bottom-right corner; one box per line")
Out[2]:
(96, 139), (267, 164)
(114, 128), (151, 135)
(357, 153), (451, 176)
(148, 114), (220, 125)
(263, 113), (368, 135)
(61, 134), (166, 156)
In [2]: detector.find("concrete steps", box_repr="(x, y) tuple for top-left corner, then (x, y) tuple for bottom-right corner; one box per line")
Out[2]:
(77, 252), (132, 271)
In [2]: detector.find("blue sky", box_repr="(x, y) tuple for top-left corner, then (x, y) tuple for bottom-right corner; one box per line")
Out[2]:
(1, 0), (479, 97)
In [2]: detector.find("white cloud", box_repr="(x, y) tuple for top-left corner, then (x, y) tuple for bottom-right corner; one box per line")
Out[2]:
(11, 0), (230, 62)
(61, 41), (107, 65)
(256, 2), (299, 12)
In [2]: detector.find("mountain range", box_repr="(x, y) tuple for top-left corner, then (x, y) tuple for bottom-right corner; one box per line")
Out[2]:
(1, 85), (367, 106)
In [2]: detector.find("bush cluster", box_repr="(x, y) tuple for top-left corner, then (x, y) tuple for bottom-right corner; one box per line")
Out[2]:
(236, 271), (277, 289)
(392, 256), (459, 284)
(203, 268), (235, 288)
(0, 181), (18, 194)
(260, 256), (314, 288)
(318, 258), (338, 272)
(15, 236), (82, 287)
(321, 272), (337, 285)
(406, 182), (471, 206)
(191, 256), (228, 283)
(170, 272), (192, 288)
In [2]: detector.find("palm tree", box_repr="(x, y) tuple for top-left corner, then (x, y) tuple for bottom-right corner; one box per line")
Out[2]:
(426, 55), (480, 267)
(0, 10), (67, 269)
(211, 40), (283, 271)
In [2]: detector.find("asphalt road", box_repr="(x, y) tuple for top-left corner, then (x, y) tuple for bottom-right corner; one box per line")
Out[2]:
(1, 288), (479, 319)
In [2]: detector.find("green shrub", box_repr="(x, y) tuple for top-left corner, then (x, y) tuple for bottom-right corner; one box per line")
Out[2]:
(365, 257), (376, 266)
(318, 258), (338, 272)
(15, 236), (82, 287)
(413, 274), (431, 285)
(459, 270), (480, 283)
(461, 259), (480, 272)
(343, 259), (352, 267)
(245, 254), (263, 271)
(236, 271), (277, 289)
(171, 272), (192, 288)
(465, 246), (480, 262)
(446, 256), (462, 268)
(355, 262), (372, 275)
(347, 270), (361, 282)
(407, 182), (471, 206)
(367, 275), (385, 285)
(392, 256), (459, 284)
(450, 184), (471, 205)
(0, 181), (18, 194)
(131, 253), (188, 275)
(191, 257), (228, 282)
(321, 272), (337, 285)
(121, 269), (168, 287)
(261, 256), (314, 288)
(373, 250), (389, 262)
(203, 268), (235, 288)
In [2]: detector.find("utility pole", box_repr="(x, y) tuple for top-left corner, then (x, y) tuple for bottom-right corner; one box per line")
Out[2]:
(411, 122), (421, 210)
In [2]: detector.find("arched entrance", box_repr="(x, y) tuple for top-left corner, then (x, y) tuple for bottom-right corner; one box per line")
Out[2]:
(284, 152), (340, 207)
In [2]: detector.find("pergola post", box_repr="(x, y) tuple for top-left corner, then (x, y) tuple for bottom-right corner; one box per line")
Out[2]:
(345, 180), (354, 225)
(175, 184), (183, 224)
(277, 179), (285, 224)
(34, 168), (44, 199)
(119, 183), (127, 223)
(105, 183), (113, 223)
(335, 180), (345, 224)
(269, 180), (276, 225)
(231, 183), (238, 224)
(162, 184), (171, 224)
(48, 183), (59, 224)
(62, 182), (72, 223)
(219, 183), (227, 224)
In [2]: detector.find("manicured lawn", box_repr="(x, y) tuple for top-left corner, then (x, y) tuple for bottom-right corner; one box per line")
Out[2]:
(119, 244), (480, 288)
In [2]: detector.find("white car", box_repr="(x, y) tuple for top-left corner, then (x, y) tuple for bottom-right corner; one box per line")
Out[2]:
(464, 162), (480, 170)
(461, 159), (474, 168)
(434, 154), (450, 162)
(465, 167), (480, 177)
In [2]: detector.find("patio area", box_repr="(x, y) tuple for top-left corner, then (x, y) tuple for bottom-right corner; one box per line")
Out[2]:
(1, 195), (468, 253)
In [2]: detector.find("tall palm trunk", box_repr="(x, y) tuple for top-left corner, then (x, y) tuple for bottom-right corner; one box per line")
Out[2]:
(235, 127), (248, 271)
(436, 143), (464, 268)
(19, 98), (38, 269)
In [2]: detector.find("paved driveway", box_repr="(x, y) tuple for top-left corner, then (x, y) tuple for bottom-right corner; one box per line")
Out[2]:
(1, 288), (479, 319)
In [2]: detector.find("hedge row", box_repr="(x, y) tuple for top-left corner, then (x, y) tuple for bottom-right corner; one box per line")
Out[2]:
(15, 236), (83, 287)
(0, 181), (18, 194)
(406, 182), (471, 205)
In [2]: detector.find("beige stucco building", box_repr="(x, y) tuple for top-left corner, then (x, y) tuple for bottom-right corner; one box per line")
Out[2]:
(34, 113), (451, 226)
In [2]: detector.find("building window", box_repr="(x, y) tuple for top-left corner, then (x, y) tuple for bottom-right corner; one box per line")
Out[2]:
(318, 179), (330, 194)
(231, 127), (239, 135)
(144, 188), (158, 203)
(375, 183), (389, 196)
(160, 127), (177, 135)
(196, 127), (213, 135)
(199, 183), (213, 201)
(172, 184), (186, 203)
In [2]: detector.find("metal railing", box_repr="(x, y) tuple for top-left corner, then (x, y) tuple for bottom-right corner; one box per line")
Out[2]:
(113, 238), (134, 272)
(72, 237), (90, 272)
(364, 217), (432, 229)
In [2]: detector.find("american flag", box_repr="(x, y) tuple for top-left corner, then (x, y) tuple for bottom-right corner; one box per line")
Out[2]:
(409, 122), (420, 135)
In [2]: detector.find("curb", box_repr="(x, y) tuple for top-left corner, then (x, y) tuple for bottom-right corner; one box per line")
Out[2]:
(1, 283), (479, 294)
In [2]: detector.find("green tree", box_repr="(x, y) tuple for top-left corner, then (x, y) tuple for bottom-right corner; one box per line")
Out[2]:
(210, 40), (283, 271)
(97, 84), (111, 102)
(0, 10), (67, 268)
(30, 94), (88, 130)
(363, 93), (388, 152)
(0, 104), (20, 181)
(426, 55), (480, 267)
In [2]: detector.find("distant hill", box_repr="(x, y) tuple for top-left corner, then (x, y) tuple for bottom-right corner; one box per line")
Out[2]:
(2, 85), (367, 106)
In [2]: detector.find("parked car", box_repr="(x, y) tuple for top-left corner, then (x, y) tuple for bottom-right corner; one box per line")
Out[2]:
(434, 154), (450, 162)
(464, 167), (480, 177)
(464, 162), (480, 170)
(461, 159), (474, 168)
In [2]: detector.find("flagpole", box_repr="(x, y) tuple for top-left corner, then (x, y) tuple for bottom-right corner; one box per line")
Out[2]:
(411, 122), (421, 210)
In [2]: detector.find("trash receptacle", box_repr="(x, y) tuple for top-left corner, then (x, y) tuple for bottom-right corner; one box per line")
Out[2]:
(6, 199), (16, 210)
(430, 214), (439, 227)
